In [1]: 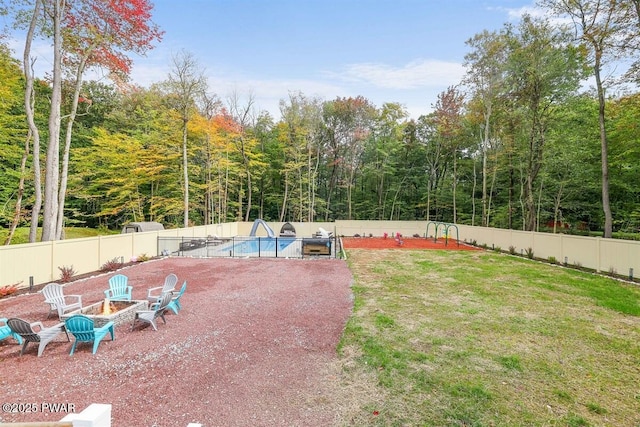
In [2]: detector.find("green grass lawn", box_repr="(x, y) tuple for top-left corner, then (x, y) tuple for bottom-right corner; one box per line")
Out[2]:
(0, 227), (118, 245)
(337, 249), (640, 426)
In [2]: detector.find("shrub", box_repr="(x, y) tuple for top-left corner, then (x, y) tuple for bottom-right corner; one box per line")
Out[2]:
(136, 253), (151, 262)
(58, 265), (76, 283)
(494, 246), (502, 253)
(0, 284), (18, 299)
(509, 245), (517, 255)
(548, 256), (557, 265)
(525, 247), (534, 259)
(101, 257), (122, 272)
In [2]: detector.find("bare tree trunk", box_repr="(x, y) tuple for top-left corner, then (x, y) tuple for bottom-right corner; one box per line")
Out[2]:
(487, 158), (498, 227)
(168, 51), (207, 228)
(298, 168), (304, 222)
(325, 163), (337, 222)
(222, 151), (229, 222)
(425, 176), (432, 221)
(553, 182), (565, 234)
(244, 169), (252, 221)
(594, 59), (612, 238)
(536, 176), (544, 232)
(56, 57), (89, 239)
(472, 155), (477, 226)
(204, 135), (211, 224)
(309, 145), (320, 221)
(238, 174), (243, 221)
(183, 120), (189, 227)
(280, 171), (289, 222)
(452, 153), (457, 223)
(41, 0), (65, 242)
(482, 115), (490, 227)
(347, 167), (357, 220)
(24, 0), (42, 243)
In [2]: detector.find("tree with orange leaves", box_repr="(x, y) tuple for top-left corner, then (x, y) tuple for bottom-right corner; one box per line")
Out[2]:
(15, 0), (162, 241)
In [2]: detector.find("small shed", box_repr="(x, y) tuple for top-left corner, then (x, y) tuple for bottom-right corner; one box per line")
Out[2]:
(121, 222), (165, 234)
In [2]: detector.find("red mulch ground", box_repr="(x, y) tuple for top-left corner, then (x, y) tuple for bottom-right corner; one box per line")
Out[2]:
(0, 257), (353, 427)
(341, 236), (480, 250)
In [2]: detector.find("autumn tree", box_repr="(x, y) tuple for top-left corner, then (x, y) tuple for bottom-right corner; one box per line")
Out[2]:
(464, 29), (509, 226)
(277, 92), (323, 221)
(543, 95), (600, 232)
(504, 15), (585, 231)
(227, 92), (267, 221)
(430, 87), (465, 223)
(70, 86), (182, 227)
(164, 50), (207, 227)
(0, 42), (28, 244)
(320, 96), (376, 220)
(607, 94), (640, 231)
(14, 0), (162, 241)
(359, 102), (407, 220)
(54, 0), (162, 238)
(189, 92), (223, 225)
(538, 0), (634, 237)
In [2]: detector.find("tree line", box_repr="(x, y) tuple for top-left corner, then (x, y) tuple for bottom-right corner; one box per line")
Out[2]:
(1, 0), (639, 243)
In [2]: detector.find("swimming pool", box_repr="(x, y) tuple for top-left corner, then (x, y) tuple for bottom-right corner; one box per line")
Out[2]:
(159, 234), (337, 258)
(208, 236), (300, 258)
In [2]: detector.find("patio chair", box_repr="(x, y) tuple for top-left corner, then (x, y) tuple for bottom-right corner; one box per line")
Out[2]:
(132, 292), (173, 331)
(104, 274), (132, 301)
(7, 317), (70, 357)
(0, 317), (23, 345)
(146, 273), (178, 303)
(42, 283), (83, 319)
(64, 314), (114, 355)
(166, 281), (187, 315)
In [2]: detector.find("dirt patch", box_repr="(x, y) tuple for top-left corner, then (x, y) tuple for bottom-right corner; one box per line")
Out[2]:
(341, 236), (480, 251)
(0, 257), (353, 427)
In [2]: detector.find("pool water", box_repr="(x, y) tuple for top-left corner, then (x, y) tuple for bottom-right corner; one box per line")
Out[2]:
(211, 237), (299, 257)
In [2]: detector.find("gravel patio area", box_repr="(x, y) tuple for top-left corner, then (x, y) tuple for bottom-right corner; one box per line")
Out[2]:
(0, 257), (354, 427)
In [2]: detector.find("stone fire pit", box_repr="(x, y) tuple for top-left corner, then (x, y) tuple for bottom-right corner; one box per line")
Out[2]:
(62, 300), (148, 328)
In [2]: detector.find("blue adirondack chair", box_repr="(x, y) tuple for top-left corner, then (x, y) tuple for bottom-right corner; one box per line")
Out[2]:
(64, 314), (114, 355)
(166, 281), (187, 315)
(0, 317), (23, 345)
(104, 274), (132, 301)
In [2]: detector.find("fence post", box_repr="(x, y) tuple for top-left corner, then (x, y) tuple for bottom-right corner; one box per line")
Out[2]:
(60, 403), (111, 427)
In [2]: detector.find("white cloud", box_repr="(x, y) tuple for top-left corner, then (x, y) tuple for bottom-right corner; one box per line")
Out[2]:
(129, 60), (171, 87)
(495, 4), (573, 27)
(504, 6), (545, 20)
(333, 59), (465, 90)
(205, 75), (351, 118)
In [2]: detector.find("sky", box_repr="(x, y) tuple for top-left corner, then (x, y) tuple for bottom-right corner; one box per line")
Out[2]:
(6, 0), (539, 120)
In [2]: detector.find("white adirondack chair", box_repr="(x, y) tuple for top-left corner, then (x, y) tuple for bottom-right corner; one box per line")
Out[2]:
(132, 292), (173, 331)
(146, 273), (178, 303)
(41, 283), (82, 319)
